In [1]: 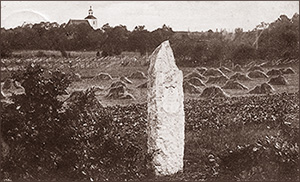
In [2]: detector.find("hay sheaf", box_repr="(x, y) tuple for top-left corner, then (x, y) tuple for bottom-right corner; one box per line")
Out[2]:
(268, 75), (288, 85)
(249, 83), (274, 94)
(219, 66), (232, 74)
(230, 72), (252, 81)
(281, 67), (295, 74)
(2, 79), (18, 90)
(187, 77), (206, 87)
(106, 85), (134, 100)
(93, 73), (113, 80)
(92, 86), (105, 93)
(128, 71), (147, 79)
(120, 76), (133, 84)
(206, 75), (229, 84)
(183, 81), (201, 94)
(247, 70), (269, 79)
(222, 80), (248, 90)
(184, 72), (206, 81)
(195, 67), (207, 74)
(233, 64), (243, 72)
(119, 93), (135, 100)
(247, 65), (264, 72)
(203, 68), (225, 77)
(1, 90), (6, 99)
(201, 86), (229, 98)
(110, 81), (127, 89)
(266, 69), (282, 76)
(2, 79), (25, 95)
(137, 82), (148, 88)
(70, 73), (82, 81)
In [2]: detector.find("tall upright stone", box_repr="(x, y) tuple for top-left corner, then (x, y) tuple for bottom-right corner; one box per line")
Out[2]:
(147, 40), (185, 176)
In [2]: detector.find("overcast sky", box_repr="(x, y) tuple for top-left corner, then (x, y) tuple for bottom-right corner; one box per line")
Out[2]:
(1, 1), (299, 31)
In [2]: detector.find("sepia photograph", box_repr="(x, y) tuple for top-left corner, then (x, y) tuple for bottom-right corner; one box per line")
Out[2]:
(1, 1), (299, 181)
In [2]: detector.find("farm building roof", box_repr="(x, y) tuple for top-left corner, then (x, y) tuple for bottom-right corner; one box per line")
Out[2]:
(66, 19), (92, 28)
(84, 15), (97, 19)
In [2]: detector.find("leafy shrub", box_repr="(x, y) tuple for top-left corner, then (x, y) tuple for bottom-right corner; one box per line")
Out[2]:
(1, 44), (12, 58)
(1, 64), (74, 181)
(219, 135), (299, 181)
(36, 51), (47, 57)
(1, 64), (153, 181)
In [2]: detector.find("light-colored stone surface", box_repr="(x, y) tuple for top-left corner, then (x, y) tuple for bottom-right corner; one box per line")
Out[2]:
(147, 40), (185, 176)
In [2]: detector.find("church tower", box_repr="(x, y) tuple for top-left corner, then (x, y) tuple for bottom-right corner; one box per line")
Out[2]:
(84, 6), (97, 29)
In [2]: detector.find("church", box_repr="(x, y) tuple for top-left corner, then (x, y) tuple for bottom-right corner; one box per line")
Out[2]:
(66, 6), (98, 29)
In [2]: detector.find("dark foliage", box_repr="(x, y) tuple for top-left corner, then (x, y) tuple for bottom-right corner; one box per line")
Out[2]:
(1, 13), (298, 66)
(1, 65), (153, 181)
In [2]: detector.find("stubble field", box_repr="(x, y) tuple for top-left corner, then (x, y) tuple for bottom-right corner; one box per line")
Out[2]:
(1, 56), (299, 181)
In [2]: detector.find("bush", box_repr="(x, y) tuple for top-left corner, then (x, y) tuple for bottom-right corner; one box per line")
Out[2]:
(36, 51), (47, 57)
(1, 45), (12, 58)
(219, 135), (299, 181)
(1, 64), (153, 181)
(1, 64), (74, 180)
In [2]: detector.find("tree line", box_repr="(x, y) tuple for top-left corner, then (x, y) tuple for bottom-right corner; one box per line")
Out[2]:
(1, 13), (298, 66)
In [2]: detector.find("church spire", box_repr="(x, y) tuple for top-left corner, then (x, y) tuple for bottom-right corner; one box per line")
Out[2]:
(88, 6), (93, 15)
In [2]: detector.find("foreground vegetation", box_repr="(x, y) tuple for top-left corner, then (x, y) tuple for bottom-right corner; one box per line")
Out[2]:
(1, 64), (298, 181)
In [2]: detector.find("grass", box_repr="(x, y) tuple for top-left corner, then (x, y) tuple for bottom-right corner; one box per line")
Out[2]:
(12, 50), (99, 58)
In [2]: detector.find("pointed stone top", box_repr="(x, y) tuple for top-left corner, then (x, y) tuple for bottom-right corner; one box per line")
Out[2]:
(148, 40), (178, 74)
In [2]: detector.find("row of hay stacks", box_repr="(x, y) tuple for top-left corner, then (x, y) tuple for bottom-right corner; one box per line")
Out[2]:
(92, 71), (146, 81)
(182, 65), (294, 97)
(258, 59), (299, 67)
(202, 68), (225, 77)
(102, 71), (147, 100)
(185, 81), (276, 98)
(80, 71), (147, 100)
(266, 67), (295, 76)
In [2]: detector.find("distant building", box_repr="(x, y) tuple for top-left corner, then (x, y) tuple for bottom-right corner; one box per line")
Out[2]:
(66, 6), (98, 29)
(84, 6), (97, 29)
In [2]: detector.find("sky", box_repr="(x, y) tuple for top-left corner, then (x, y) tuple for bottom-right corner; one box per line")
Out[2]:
(1, 1), (299, 32)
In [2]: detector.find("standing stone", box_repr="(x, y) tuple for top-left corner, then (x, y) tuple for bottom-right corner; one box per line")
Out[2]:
(147, 40), (185, 176)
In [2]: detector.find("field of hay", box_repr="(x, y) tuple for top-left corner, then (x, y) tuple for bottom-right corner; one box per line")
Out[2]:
(1, 55), (299, 181)
(64, 57), (299, 106)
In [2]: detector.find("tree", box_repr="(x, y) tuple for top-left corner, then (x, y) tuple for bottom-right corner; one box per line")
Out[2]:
(232, 44), (256, 65)
(100, 24), (129, 56)
(127, 25), (151, 55)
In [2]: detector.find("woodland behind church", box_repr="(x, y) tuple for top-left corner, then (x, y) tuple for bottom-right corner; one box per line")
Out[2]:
(1, 7), (299, 67)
